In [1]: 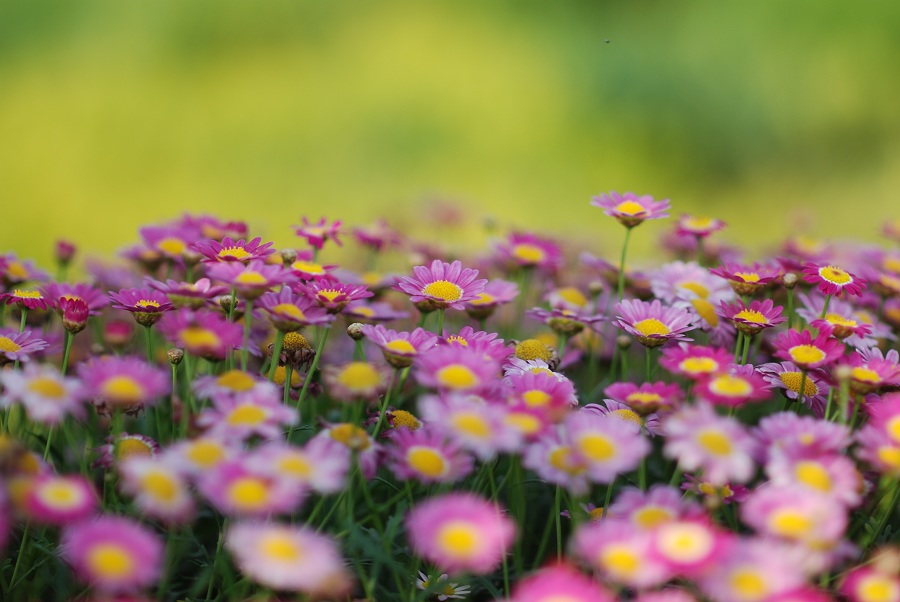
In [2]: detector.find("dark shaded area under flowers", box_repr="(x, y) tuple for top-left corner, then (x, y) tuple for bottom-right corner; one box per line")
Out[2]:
(2, 199), (900, 602)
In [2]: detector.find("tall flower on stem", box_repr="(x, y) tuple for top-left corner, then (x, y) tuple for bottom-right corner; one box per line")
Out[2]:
(257, 288), (332, 381)
(394, 260), (487, 333)
(802, 262), (867, 321)
(193, 236), (275, 264)
(110, 287), (174, 362)
(613, 299), (694, 348)
(295, 216), (343, 255)
(592, 191), (671, 300)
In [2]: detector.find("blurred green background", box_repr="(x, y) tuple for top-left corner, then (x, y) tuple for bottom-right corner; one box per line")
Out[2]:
(2, 0), (899, 269)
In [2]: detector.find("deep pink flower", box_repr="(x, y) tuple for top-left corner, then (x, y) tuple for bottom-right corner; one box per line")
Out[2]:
(207, 260), (294, 299)
(695, 365), (772, 408)
(591, 191), (671, 228)
(59, 297), (90, 334)
(659, 344), (733, 380)
(295, 278), (373, 313)
(506, 564), (614, 602)
(109, 287), (173, 327)
(675, 214), (726, 238)
(79, 356), (170, 411)
(441, 326), (513, 363)
(157, 309), (243, 360)
(802, 262), (867, 297)
(493, 232), (563, 271)
(22, 474), (98, 526)
(257, 287), (332, 332)
(0, 288), (48, 310)
(772, 329), (844, 370)
(709, 262), (781, 296)
(294, 216), (343, 250)
(387, 426), (474, 484)
(415, 346), (500, 394)
(605, 381), (683, 414)
(394, 260), (487, 311)
(145, 277), (229, 309)
(42, 282), (109, 314)
(361, 324), (439, 368)
(193, 236), (275, 264)
(613, 299), (694, 348)
(718, 298), (786, 336)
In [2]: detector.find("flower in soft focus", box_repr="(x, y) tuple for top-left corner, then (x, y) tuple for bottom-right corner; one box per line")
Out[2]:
(591, 191), (671, 228)
(0, 362), (85, 424)
(360, 324), (439, 369)
(676, 214), (726, 238)
(394, 259), (487, 311)
(565, 411), (650, 483)
(353, 219), (402, 251)
(415, 346), (500, 394)
(295, 216), (343, 250)
(323, 361), (391, 402)
(416, 571), (472, 601)
(296, 278), (373, 313)
(802, 262), (867, 297)
(18, 473), (97, 525)
(765, 451), (863, 508)
(718, 298), (786, 336)
(193, 236), (275, 263)
(79, 356), (169, 412)
(710, 262), (781, 296)
(841, 348), (900, 395)
(193, 369), (278, 403)
(572, 520), (671, 589)
(248, 438), (349, 495)
(387, 426), (473, 484)
(315, 423), (381, 479)
(108, 287), (173, 327)
(613, 299), (693, 348)
(196, 391), (298, 441)
(59, 297), (90, 334)
(0, 288), (48, 310)
(289, 253), (338, 280)
(660, 344), (734, 381)
(607, 485), (703, 527)
(840, 565), (900, 602)
(0, 329), (50, 366)
(207, 260), (294, 299)
(758, 362), (829, 416)
(118, 456), (195, 524)
(55, 240), (77, 265)
(604, 380), (683, 415)
(164, 436), (236, 476)
(61, 516), (163, 593)
(582, 400), (662, 436)
(443, 326), (514, 363)
(157, 309), (243, 360)
(197, 459), (305, 518)
(464, 278), (518, 321)
(772, 329), (845, 370)
(257, 287), (332, 332)
(226, 522), (351, 596)
(494, 232), (563, 272)
(94, 433), (161, 469)
(343, 299), (410, 323)
(406, 493), (516, 575)
(741, 484), (847, 547)
(527, 306), (604, 337)
(42, 282), (109, 314)
(418, 394), (520, 460)
(0, 253), (49, 286)
(505, 564), (614, 602)
(696, 539), (807, 602)
(695, 365), (772, 408)
(650, 519), (730, 578)
(754, 412), (851, 459)
(506, 369), (577, 421)
(681, 475), (749, 506)
(145, 277), (229, 309)
(524, 429), (591, 494)
(664, 402), (757, 484)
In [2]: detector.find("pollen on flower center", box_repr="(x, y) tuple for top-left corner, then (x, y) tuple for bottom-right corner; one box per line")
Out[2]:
(858, 575), (900, 602)
(769, 510), (812, 537)
(696, 430), (732, 456)
(407, 447), (447, 477)
(217, 370), (256, 391)
(182, 327), (221, 348)
(228, 477), (270, 508)
(633, 506), (674, 530)
(788, 345), (826, 365)
(134, 299), (161, 310)
(548, 446), (584, 474)
(436, 365), (479, 389)
(291, 261), (324, 275)
(422, 280), (463, 302)
(329, 423), (371, 450)
(0, 337), (22, 353)
(187, 441), (225, 467)
(158, 237), (187, 256)
(318, 289), (342, 302)
(272, 303), (306, 320)
(337, 363), (382, 390)
(437, 522), (480, 557)
(515, 339), (551, 361)
(612, 408), (644, 426)
(734, 272), (760, 283)
(28, 377), (66, 398)
(12, 289), (42, 299)
(262, 535), (303, 561)
(227, 404), (267, 426)
(795, 461), (831, 492)
(633, 318), (671, 337)
(680, 357), (718, 374)
(452, 413), (490, 438)
(730, 569), (768, 598)
(691, 298), (719, 326)
(819, 265), (852, 285)
(734, 309), (767, 324)
(512, 243), (546, 264)
(779, 372), (819, 395)
(218, 246), (251, 260)
(577, 434), (617, 461)
(626, 392), (663, 406)
(101, 376), (145, 402)
(116, 438), (154, 459)
(679, 281), (710, 298)
(143, 472), (178, 501)
(235, 271), (267, 285)
(87, 544), (134, 579)
(824, 313), (856, 327)
(709, 375), (752, 397)
(522, 389), (551, 406)
(851, 367), (881, 383)
(614, 200), (646, 216)
(385, 339), (417, 354)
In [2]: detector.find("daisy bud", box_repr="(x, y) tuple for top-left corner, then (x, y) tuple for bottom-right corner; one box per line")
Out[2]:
(218, 295), (237, 314)
(834, 363), (853, 383)
(60, 298), (89, 335)
(347, 323), (365, 341)
(617, 334), (633, 350)
(280, 248), (298, 265)
(55, 240), (77, 266)
(782, 272), (799, 289)
(167, 348), (184, 365)
(588, 280), (605, 296)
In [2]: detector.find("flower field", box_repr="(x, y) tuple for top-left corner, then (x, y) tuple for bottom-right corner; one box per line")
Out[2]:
(2, 196), (900, 601)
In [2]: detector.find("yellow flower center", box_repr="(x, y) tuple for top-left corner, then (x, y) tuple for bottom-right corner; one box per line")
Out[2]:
(228, 477), (270, 509)
(680, 357), (718, 374)
(142, 472), (178, 502)
(691, 298), (719, 327)
(351, 306), (375, 317)
(317, 289), (342, 302)
(679, 281), (710, 298)
(336, 362), (382, 390)
(186, 440), (225, 468)
(452, 413), (490, 438)
(283, 332), (311, 351)
(852, 367), (882, 384)
(795, 461), (831, 492)
(788, 345), (826, 365)
(819, 265), (852, 285)
(27, 377), (65, 398)
(825, 313), (857, 327)
(887, 416), (900, 444)
(522, 389), (551, 407)
(5, 262), (28, 280)
(709, 374), (752, 397)
(116, 438), (154, 460)
(696, 430), (732, 456)
(385, 339), (417, 354)
(611, 408), (643, 426)
(577, 434), (617, 462)
(37, 481), (82, 508)
(329, 423), (371, 450)
(437, 521), (480, 558)
(0, 336), (22, 353)
(87, 544), (134, 580)
(182, 327), (221, 349)
(291, 260), (325, 275)
(633, 318), (671, 337)
(512, 243), (546, 264)
(656, 523), (713, 561)
(548, 446), (585, 475)
(435, 365), (479, 389)
(857, 574), (900, 602)
(555, 287), (588, 307)
(515, 339), (551, 361)
(227, 404), (267, 426)
(468, 292), (495, 306)
(683, 216), (714, 230)
(134, 299), (161, 310)
(734, 309), (767, 324)
(504, 412), (542, 435)
(407, 447), (447, 478)
(216, 370), (256, 391)
(235, 271), (267, 286)
(769, 510), (812, 538)
(12, 289), (42, 299)
(100, 376), (145, 403)
(261, 535), (303, 561)
(878, 446), (900, 471)
(614, 200), (646, 216)
(633, 506), (673, 529)
(157, 237), (187, 256)
(422, 280), (463, 302)
(779, 371), (818, 395)
(600, 545), (640, 575)
(734, 272), (760, 283)
(272, 303), (306, 320)
(218, 246), (251, 260)
(588, 507), (605, 520)
(730, 569), (768, 600)
(884, 257), (900, 274)
(626, 392), (663, 406)
(391, 410), (421, 430)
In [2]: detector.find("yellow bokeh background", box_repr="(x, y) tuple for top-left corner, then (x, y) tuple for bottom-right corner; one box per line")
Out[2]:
(2, 1), (899, 269)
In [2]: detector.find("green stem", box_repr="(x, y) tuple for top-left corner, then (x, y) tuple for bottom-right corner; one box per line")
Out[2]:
(283, 365), (293, 405)
(601, 476), (616, 519)
(145, 325), (153, 363)
(798, 369), (808, 409)
(19, 308), (27, 333)
(436, 308), (445, 336)
(733, 332), (744, 364)
(267, 330), (285, 381)
(823, 388), (834, 420)
(696, 236), (705, 266)
(617, 228), (633, 301)
(741, 333), (752, 365)
(10, 522), (31, 590)
(417, 311), (429, 329)
(819, 294), (832, 320)
(645, 346), (652, 382)
(241, 300), (253, 371)
(42, 426), (54, 462)
(554, 486), (563, 560)
(60, 331), (73, 375)
(205, 525), (226, 601)
(295, 325), (331, 413)
(354, 338), (366, 362)
(787, 288), (795, 330)
(639, 456), (647, 491)
(371, 369), (398, 439)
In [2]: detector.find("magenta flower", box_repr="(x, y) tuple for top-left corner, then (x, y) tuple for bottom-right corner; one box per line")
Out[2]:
(157, 309), (243, 360)
(841, 347), (900, 394)
(343, 300), (410, 323)
(296, 278), (373, 313)
(257, 288), (332, 332)
(464, 279), (519, 319)
(741, 484), (847, 547)
(387, 426), (473, 484)
(22, 474), (98, 526)
(289, 253), (338, 280)
(802, 262), (867, 297)
(61, 516), (163, 593)
(571, 520), (671, 589)
(841, 567), (900, 602)
(0, 254), (49, 285)
(415, 346), (500, 394)
(757, 362), (829, 416)
(718, 298), (786, 336)
(772, 329), (844, 370)
(207, 260), (294, 299)
(145, 277), (229, 309)
(505, 369), (577, 421)
(42, 282), (109, 314)
(441, 326), (514, 363)
(406, 492), (516, 575)
(0, 329), (49, 365)
(139, 224), (196, 260)
(565, 411), (650, 483)
(591, 191), (671, 228)
(765, 452), (863, 508)
(582, 400), (662, 436)
(660, 344), (734, 380)
(394, 259), (487, 311)
(524, 429), (591, 494)
(613, 299), (694, 348)
(248, 438), (350, 495)
(709, 262), (781, 296)
(607, 485), (704, 527)
(295, 216), (343, 250)
(360, 324), (438, 368)
(78, 356), (170, 411)
(59, 297), (90, 334)
(694, 365), (772, 408)
(193, 236), (275, 264)
(0, 288), (48, 310)
(493, 232), (563, 271)
(605, 381), (683, 414)
(196, 391), (298, 441)
(696, 539), (807, 602)
(109, 287), (173, 327)
(506, 564), (615, 602)
(0, 362), (85, 424)
(796, 292), (874, 341)
(418, 393), (521, 460)
(353, 219), (402, 251)
(197, 459), (305, 517)
(675, 214), (726, 238)
(55, 239), (76, 265)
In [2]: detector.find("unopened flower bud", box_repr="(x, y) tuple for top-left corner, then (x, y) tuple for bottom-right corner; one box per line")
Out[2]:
(55, 240), (77, 266)
(167, 348), (184, 365)
(60, 298), (89, 335)
(782, 273), (799, 290)
(834, 364), (853, 382)
(617, 334), (633, 350)
(280, 248), (298, 265)
(588, 280), (605, 297)
(347, 323), (365, 341)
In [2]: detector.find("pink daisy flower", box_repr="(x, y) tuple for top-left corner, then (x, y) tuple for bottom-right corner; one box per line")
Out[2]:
(418, 394), (521, 460)
(718, 298), (786, 336)
(765, 450), (863, 507)
(591, 191), (671, 228)
(192, 369), (278, 404)
(696, 539), (807, 602)
(524, 430), (591, 494)
(607, 485), (704, 528)
(93, 433), (161, 469)
(257, 287), (332, 332)
(0, 362), (86, 424)
(288, 253), (338, 280)
(21, 473), (98, 526)
(296, 278), (373, 314)
(663, 402), (757, 484)
(109, 287), (173, 327)
(193, 236), (275, 264)
(394, 259), (487, 311)
(741, 484), (847, 547)
(361, 324), (439, 368)
(493, 232), (564, 271)
(118, 456), (195, 524)
(582, 400), (663, 436)
(415, 346), (500, 394)
(650, 518), (731, 578)
(855, 425), (900, 477)
(772, 329), (845, 370)
(798, 293), (874, 342)
(78, 356), (169, 412)
(247, 438), (349, 495)
(565, 411), (650, 483)
(660, 344), (733, 380)
(0, 288), (49, 310)
(61, 516), (163, 593)
(139, 224), (196, 261)
(157, 309), (243, 360)
(802, 262), (867, 297)
(572, 520), (671, 589)
(506, 564), (614, 602)
(694, 365), (772, 408)
(841, 566), (900, 602)
(387, 426), (473, 484)
(0, 329), (47, 366)
(753, 412), (851, 460)
(842, 348), (900, 395)
(650, 260), (734, 305)
(294, 216), (343, 250)
(709, 262), (781, 296)
(464, 279), (519, 321)
(505, 369), (577, 421)
(41, 282), (109, 314)
(757, 362), (829, 416)
(406, 492), (516, 575)
(441, 326), (513, 363)
(196, 391), (298, 441)
(225, 522), (351, 596)
(1, 253), (50, 285)
(343, 299), (410, 323)
(197, 459), (305, 518)
(866, 392), (900, 444)
(163, 436), (237, 476)
(604, 380), (683, 415)
(353, 219), (402, 251)
(634, 590), (700, 602)
(145, 277), (229, 309)
(613, 299), (693, 348)
(314, 423), (381, 480)
(207, 260), (294, 299)
(322, 361), (392, 402)
(676, 214), (726, 238)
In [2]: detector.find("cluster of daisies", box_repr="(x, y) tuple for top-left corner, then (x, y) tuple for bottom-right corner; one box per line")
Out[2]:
(2, 202), (900, 602)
